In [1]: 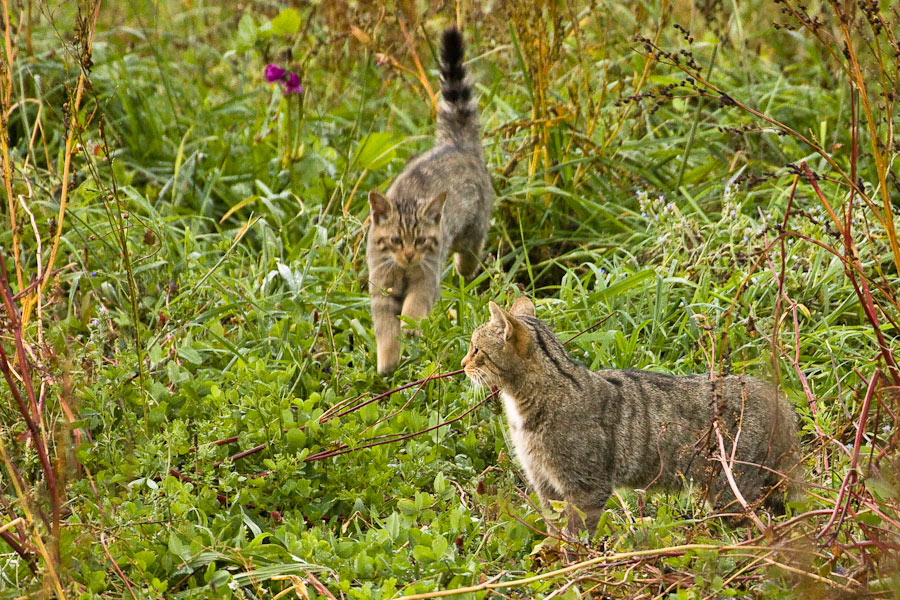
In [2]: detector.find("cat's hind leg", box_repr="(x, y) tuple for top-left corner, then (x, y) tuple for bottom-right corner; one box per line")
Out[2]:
(532, 476), (564, 510)
(452, 217), (487, 281)
(566, 488), (611, 537)
(454, 249), (482, 280)
(453, 229), (485, 280)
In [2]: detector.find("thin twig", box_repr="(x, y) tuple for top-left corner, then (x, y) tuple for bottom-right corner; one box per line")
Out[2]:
(390, 543), (854, 599)
(305, 393), (493, 462)
(31, 0), (101, 320)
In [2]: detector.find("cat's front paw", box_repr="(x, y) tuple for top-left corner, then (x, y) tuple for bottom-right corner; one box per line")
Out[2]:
(377, 355), (399, 375)
(399, 315), (424, 338)
(376, 338), (401, 375)
(402, 325), (423, 338)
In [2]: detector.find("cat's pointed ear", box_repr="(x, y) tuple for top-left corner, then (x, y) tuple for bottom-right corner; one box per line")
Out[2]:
(488, 301), (528, 352)
(368, 190), (392, 224)
(510, 296), (536, 317)
(488, 301), (507, 327)
(420, 192), (446, 224)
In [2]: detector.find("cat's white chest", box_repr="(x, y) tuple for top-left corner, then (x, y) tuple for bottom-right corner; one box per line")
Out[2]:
(502, 392), (525, 432)
(501, 392), (562, 493)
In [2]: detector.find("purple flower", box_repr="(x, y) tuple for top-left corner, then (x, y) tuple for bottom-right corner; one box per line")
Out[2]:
(265, 63), (286, 83)
(283, 72), (303, 94)
(265, 63), (303, 94)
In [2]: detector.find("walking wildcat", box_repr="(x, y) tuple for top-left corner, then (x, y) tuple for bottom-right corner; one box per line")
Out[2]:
(462, 297), (802, 533)
(367, 28), (493, 375)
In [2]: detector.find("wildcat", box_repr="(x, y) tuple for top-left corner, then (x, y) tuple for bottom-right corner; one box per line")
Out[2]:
(462, 297), (802, 533)
(367, 27), (493, 375)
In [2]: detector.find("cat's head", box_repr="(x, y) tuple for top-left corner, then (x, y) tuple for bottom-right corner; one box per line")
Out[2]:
(368, 190), (445, 268)
(461, 297), (537, 388)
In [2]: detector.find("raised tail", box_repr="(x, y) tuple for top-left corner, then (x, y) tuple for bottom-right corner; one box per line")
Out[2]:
(437, 28), (481, 149)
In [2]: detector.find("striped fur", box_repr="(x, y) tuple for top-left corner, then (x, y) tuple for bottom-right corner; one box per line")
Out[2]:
(461, 298), (803, 534)
(437, 28), (480, 149)
(367, 27), (493, 375)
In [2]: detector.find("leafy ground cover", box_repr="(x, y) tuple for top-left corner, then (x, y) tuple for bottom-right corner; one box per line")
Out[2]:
(1, 1), (899, 598)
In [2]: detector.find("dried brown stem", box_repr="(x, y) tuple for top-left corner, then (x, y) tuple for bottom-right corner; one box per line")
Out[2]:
(391, 543), (852, 599)
(0, 0), (22, 291)
(29, 0), (101, 323)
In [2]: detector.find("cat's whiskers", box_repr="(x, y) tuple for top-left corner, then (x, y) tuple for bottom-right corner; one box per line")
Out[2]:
(465, 371), (488, 401)
(418, 259), (439, 282)
(473, 385), (488, 403)
(369, 257), (396, 275)
(468, 368), (490, 394)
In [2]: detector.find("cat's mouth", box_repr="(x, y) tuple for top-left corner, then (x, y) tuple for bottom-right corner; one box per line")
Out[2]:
(464, 366), (490, 388)
(393, 252), (420, 267)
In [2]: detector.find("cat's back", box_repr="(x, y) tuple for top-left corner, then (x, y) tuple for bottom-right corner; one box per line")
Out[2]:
(590, 368), (713, 417)
(390, 142), (491, 197)
(595, 369), (777, 408)
(712, 373), (799, 452)
(581, 369), (797, 490)
(389, 142), (493, 243)
(590, 368), (797, 455)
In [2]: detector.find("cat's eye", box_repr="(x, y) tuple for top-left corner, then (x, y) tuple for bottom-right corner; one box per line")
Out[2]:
(471, 346), (479, 357)
(414, 237), (426, 247)
(390, 236), (401, 246)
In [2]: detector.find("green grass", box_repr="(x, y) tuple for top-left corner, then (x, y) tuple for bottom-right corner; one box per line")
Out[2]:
(1, 1), (899, 598)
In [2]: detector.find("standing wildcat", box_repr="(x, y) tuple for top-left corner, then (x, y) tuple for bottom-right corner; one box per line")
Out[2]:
(462, 297), (802, 533)
(367, 28), (493, 375)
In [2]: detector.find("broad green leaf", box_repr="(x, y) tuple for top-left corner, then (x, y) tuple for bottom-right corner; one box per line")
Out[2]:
(286, 428), (307, 451)
(235, 14), (257, 50)
(271, 8), (301, 36)
(354, 132), (400, 170)
(412, 545), (436, 563)
(431, 534), (449, 559)
(398, 499), (417, 516)
(133, 550), (156, 571)
(385, 512), (401, 541)
(177, 346), (203, 365)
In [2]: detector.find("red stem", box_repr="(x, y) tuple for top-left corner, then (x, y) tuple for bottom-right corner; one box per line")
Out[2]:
(320, 369), (464, 423)
(817, 368), (879, 541)
(213, 443), (268, 468)
(205, 372), (486, 469)
(304, 393), (494, 462)
(0, 530), (36, 574)
(800, 162), (900, 388)
(0, 287), (59, 536)
(0, 254), (42, 428)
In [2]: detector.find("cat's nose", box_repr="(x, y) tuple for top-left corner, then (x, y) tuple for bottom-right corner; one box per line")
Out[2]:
(403, 250), (416, 262)
(460, 352), (470, 367)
